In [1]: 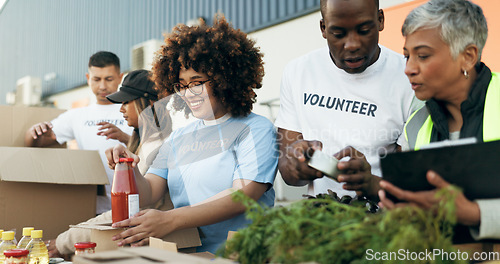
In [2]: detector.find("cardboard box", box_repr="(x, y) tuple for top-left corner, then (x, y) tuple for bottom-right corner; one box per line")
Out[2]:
(72, 246), (234, 264)
(0, 105), (109, 240)
(72, 220), (201, 253)
(0, 147), (109, 240)
(1, 105), (65, 147)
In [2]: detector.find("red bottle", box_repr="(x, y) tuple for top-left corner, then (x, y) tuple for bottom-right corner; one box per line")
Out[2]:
(111, 158), (140, 223)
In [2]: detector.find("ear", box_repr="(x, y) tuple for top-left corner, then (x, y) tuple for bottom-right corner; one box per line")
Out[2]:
(378, 9), (385, 32)
(461, 44), (479, 72)
(320, 19), (327, 39)
(86, 72), (90, 86)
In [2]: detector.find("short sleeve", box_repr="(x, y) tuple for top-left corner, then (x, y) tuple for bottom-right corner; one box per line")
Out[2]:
(146, 137), (172, 179)
(51, 110), (76, 144)
(232, 118), (278, 185)
(274, 63), (301, 133)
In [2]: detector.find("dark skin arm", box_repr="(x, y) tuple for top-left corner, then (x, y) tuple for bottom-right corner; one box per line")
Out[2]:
(335, 145), (402, 200)
(277, 128), (323, 186)
(278, 128), (395, 200)
(334, 146), (380, 200)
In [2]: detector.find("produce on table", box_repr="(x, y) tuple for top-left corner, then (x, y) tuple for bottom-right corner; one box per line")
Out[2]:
(220, 188), (464, 264)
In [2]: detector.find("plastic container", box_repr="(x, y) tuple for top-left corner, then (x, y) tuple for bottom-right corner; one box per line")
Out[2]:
(3, 249), (29, 264)
(74, 242), (97, 255)
(25, 230), (48, 264)
(0, 231), (17, 264)
(17, 227), (34, 249)
(111, 157), (140, 223)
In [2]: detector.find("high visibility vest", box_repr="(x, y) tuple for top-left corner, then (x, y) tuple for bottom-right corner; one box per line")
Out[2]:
(404, 72), (500, 150)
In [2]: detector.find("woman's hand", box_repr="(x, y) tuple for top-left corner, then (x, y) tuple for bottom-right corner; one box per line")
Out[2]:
(97, 121), (130, 144)
(111, 209), (175, 247)
(379, 170), (480, 226)
(105, 144), (140, 169)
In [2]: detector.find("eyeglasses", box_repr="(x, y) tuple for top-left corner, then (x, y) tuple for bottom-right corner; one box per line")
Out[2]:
(173, 80), (210, 96)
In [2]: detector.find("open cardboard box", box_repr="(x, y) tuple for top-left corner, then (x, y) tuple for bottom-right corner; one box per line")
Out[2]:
(0, 105), (109, 240)
(71, 220), (202, 253)
(0, 147), (109, 240)
(1, 105), (66, 148)
(72, 246), (234, 264)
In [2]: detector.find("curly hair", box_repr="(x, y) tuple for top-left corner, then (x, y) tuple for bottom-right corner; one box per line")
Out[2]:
(152, 15), (265, 117)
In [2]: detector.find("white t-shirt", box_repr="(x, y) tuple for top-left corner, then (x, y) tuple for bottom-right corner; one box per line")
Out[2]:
(275, 45), (422, 197)
(51, 104), (133, 214)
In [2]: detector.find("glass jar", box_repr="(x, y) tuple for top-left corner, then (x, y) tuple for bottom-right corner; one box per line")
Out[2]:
(4, 249), (29, 264)
(74, 242), (97, 255)
(111, 157), (139, 223)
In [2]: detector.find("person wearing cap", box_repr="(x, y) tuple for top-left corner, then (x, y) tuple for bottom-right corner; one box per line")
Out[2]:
(24, 51), (134, 215)
(47, 69), (175, 259)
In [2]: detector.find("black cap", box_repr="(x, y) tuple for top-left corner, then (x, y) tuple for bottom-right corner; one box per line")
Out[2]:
(106, 70), (158, 104)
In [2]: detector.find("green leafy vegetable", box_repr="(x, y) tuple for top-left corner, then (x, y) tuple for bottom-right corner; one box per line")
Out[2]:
(220, 187), (464, 264)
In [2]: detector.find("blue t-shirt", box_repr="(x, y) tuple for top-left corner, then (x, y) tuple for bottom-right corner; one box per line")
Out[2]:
(147, 112), (277, 253)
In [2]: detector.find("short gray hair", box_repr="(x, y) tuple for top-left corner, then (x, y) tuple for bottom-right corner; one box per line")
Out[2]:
(402, 0), (487, 61)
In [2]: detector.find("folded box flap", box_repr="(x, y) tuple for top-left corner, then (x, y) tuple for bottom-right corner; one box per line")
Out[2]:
(119, 247), (211, 263)
(0, 147), (109, 185)
(70, 219), (119, 231)
(1, 105), (65, 147)
(162, 227), (201, 249)
(74, 250), (154, 264)
(79, 250), (136, 260)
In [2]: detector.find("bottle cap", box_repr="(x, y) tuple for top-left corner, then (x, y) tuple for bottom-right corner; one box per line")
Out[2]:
(22, 227), (34, 236)
(2, 231), (15, 240)
(31, 230), (43, 239)
(3, 249), (29, 257)
(74, 242), (97, 249)
(119, 158), (134, 163)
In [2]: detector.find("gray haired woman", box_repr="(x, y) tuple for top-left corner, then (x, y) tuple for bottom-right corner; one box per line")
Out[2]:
(379, 0), (500, 241)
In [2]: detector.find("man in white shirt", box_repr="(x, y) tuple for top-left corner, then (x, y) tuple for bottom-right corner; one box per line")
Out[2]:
(25, 51), (133, 214)
(275, 0), (422, 200)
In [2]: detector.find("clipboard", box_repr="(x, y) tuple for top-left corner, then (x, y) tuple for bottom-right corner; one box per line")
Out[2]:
(380, 139), (500, 201)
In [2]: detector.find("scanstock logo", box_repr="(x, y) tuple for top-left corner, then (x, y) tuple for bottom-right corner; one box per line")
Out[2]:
(303, 93), (378, 117)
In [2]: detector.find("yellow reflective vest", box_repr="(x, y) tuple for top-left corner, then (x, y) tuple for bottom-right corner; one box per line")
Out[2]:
(404, 72), (500, 150)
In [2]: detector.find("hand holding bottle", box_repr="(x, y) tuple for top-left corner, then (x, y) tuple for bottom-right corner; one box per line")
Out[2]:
(105, 144), (140, 170)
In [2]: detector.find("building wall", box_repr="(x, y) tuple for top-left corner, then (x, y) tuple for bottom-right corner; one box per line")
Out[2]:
(379, 0), (500, 72)
(0, 0), (320, 105)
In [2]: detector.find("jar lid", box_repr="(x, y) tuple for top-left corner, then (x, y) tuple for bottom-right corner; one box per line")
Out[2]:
(3, 249), (29, 257)
(22, 227), (34, 236)
(31, 230), (43, 239)
(1, 231), (15, 240)
(119, 158), (134, 163)
(74, 242), (97, 249)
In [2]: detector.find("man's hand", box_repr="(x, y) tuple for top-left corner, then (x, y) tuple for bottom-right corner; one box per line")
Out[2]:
(97, 121), (130, 144)
(334, 146), (379, 199)
(378, 170), (480, 226)
(25, 121), (58, 147)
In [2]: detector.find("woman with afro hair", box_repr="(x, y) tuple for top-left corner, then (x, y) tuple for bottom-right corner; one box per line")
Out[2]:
(107, 15), (278, 253)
